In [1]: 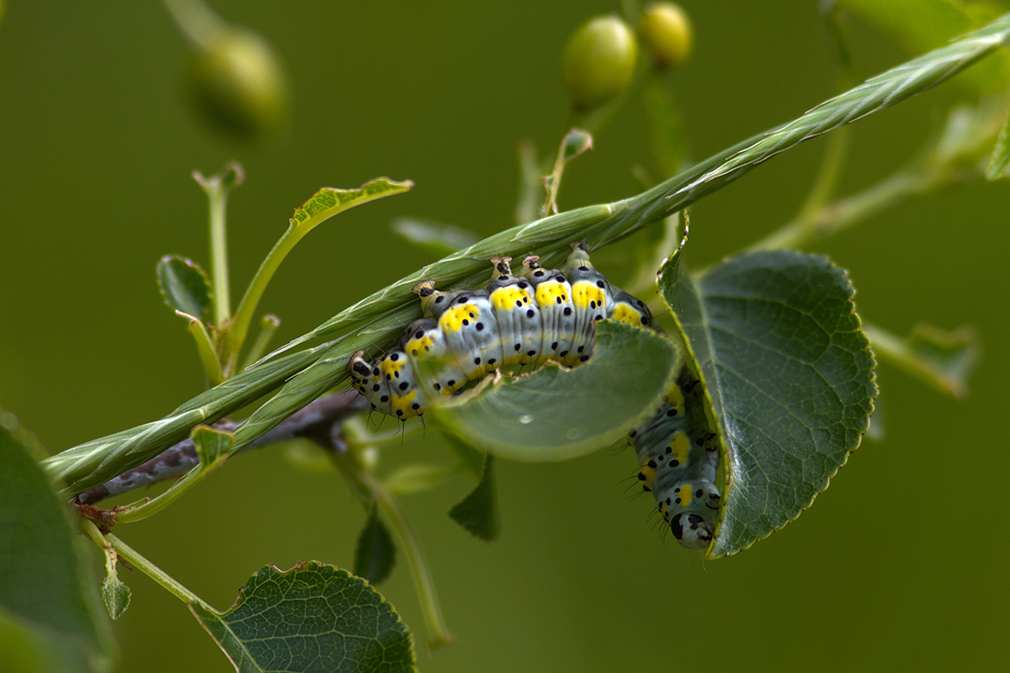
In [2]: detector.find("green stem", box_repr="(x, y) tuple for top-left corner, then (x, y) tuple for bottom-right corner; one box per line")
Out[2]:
(331, 451), (453, 649)
(227, 223), (304, 373)
(184, 313), (225, 385)
(83, 521), (212, 610)
(747, 164), (939, 252)
(207, 179), (231, 329)
(239, 314), (281, 372)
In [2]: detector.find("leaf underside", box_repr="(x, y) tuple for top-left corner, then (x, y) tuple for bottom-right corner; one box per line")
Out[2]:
(660, 249), (877, 557)
(431, 320), (680, 462)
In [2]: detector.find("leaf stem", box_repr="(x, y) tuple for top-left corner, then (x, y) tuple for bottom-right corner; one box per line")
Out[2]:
(82, 520), (213, 611)
(747, 164), (936, 252)
(331, 451), (454, 649)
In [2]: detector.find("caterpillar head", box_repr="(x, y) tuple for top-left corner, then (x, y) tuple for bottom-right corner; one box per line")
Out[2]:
(670, 512), (714, 550)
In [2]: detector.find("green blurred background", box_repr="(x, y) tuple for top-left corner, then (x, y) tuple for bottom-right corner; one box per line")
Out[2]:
(2, 1), (1008, 671)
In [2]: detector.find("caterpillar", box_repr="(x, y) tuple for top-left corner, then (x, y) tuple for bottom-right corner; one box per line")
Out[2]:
(348, 243), (721, 549)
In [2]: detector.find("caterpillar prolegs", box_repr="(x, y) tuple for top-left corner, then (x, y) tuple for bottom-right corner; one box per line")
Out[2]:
(347, 244), (721, 549)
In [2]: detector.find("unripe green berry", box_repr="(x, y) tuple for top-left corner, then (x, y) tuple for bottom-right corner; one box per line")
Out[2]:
(636, 2), (693, 70)
(186, 28), (289, 142)
(562, 15), (639, 111)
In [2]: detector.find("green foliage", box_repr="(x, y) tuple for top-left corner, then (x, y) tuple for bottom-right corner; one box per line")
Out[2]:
(987, 103), (1010, 179)
(659, 248), (877, 557)
(156, 256), (212, 322)
(863, 323), (979, 398)
(431, 321), (679, 462)
(837, 0), (1010, 96)
(354, 508), (396, 585)
(0, 413), (115, 671)
(190, 563), (416, 673)
(448, 455), (500, 541)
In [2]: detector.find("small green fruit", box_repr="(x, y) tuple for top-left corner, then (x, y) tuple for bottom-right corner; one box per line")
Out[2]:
(186, 28), (289, 142)
(636, 2), (693, 70)
(562, 15), (639, 111)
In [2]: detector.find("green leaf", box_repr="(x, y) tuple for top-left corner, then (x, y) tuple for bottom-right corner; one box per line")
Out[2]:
(659, 249), (877, 557)
(863, 323), (978, 398)
(100, 547), (131, 620)
(390, 218), (479, 256)
(383, 464), (457, 496)
(836, 0), (1010, 97)
(354, 509), (396, 585)
(290, 178), (414, 234)
(986, 103), (1010, 180)
(190, 562), (415, 673)
(431, 321), (680, 462)
(0, 411), (115, 670)
(448, 455), (500, 541)
(157, 255), (212, 322)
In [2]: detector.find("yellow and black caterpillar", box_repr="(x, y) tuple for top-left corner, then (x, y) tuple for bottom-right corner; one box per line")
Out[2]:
(348, 244), (720, 549)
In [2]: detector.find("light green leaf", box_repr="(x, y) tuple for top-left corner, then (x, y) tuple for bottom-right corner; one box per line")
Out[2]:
(659, 250), (877, 557)
(448, 455), (499, 541)
(0, 411), (115, 670)
(190, 562), (415, 673)
(390, 218), (479, 256)
(986, 103), (1010, 180)
(100, 548), (131, 620)
(383, 464), (457, 496)
(290, 178), (414, 234)
(157, 255), (212, 322)
(354, 509), (396, 585)
(431, 321), (679, 462)
(863, 323), (978, 398)
(837, 0), (1010, 97)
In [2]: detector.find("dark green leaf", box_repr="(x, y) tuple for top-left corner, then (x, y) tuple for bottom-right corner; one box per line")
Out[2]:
(354, 509), (396, 585)
(0, 411), (115, 670)
(190, 562), (415, 673)
(660, 249), (876, 557)
(431, 321), (680, 461)
(559, 128), (593, 163)
(157, 255), (212, 322)
(448, 455), (500, 541)
(390, 218), (479, 256)
(986, 103), (1010, 180)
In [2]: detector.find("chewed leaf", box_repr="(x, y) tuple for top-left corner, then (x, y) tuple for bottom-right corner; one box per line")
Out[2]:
(448, 454), (499, 541)
(190, 562), (415, 673)
(660, 249), (876, 558)
(431, 321), (680, 462)
(864, 323), (978, 399)
(290, 178), (414, 234)
(157, 255), (212, 321)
